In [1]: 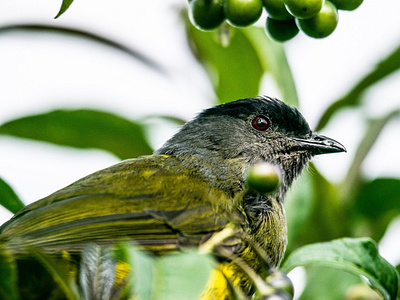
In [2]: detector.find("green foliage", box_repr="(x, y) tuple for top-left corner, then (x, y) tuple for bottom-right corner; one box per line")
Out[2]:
(352, 178), (400, 240)
(0, 177), (24, 214)
(282, 238), (399, 299)
(297, 267), (363, 300)
(55, 0), (74, 19)
(187, 23), (264, 104)
(1, 2), (400, 299)
(187, 22), (298, 106)
(0, 109), (153, 160)
(116, 244), (215, 300)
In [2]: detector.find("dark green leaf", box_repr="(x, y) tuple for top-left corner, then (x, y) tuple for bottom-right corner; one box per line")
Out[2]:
(282, 237), (399, 300)
(0, 25), (167, 74)
(0, 177), (25, 214)
(352, 178), (400, 240)
(317, 43), (400, 130)
(55, 0), (74, 18)
(0, 109), (153, 160)
(186, 23), (263, 104)
(27, 247), (81, 300)
(0, 247), (19, 300)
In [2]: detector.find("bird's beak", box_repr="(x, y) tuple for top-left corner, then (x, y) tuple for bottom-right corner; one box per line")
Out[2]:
(291, 134), (346, 155)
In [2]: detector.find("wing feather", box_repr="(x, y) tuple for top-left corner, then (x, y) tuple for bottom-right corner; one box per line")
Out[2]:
(0, 155), (239, 255)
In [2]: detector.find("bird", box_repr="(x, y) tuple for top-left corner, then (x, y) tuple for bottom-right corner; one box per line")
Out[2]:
(0, 96), (346, 299)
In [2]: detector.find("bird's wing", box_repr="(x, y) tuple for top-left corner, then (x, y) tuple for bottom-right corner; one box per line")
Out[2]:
(0, 155), (241, 255)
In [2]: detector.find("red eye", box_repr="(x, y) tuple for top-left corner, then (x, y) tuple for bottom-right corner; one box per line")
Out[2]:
(251, 116), (270, 131)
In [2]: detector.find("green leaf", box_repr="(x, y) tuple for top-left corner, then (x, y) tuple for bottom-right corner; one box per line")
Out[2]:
(55, 0), (74, 18)
(0, 177), (25, 214)
(285, 164), (347, 255)
(299, 267), (363, 300)
(282, 237), (399, 300)
(186, 23), (263, 104)
(116, 244), (214, 300)
(317, 43), (400, 130)
(242, 27), (299, 107)
(27, 247), (81, 300)
(352, 178), (400, 240)
(0, 24), (166, 74)
(0, 109), (153, 160)
(285, 170), (314, 253)
(0, 247), (19, 300)
(154, 251), (214, 300)
(116, 243), (155, 300)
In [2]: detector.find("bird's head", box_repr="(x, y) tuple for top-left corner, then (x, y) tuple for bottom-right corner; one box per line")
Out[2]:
(156, 96), (346, 196)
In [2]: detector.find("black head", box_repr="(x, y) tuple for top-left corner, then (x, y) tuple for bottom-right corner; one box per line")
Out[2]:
(156, 96), (345, 194)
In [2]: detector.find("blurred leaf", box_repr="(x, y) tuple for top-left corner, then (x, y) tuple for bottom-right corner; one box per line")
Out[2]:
(282, 237), (399, 300)
(186, 23), (263, 104)
(298, 267), (362, 300)
(186, 22), (298, 106)
(317, 43), (400, 130)
(0, 109), (153, 160)
(352, 178), (400, 240)
(342, 109), (400, 198)
(27, 247), (81, 300)
(285, 164), (347, 255)
(116, 243), (155, 300)
(0, 24), (167, 74)
(0, 177), (24, 214)
(55, 0), (74, 18)
(117, 244), (214, 300)
(0, 247), (19, 300)
(243, 27), (298, 107)
(156, 251), (214, 300)
(80, 244), (116, 300)
(285, 171), (314, 253)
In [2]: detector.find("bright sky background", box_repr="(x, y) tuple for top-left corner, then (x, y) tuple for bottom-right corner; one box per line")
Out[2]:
(0, 0), (400, 277)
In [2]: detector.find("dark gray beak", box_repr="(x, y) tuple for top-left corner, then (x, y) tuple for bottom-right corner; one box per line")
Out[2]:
(291, 134), (346, 155)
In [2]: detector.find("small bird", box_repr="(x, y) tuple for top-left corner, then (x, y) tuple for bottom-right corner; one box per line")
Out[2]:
(0, 96), (345, 299)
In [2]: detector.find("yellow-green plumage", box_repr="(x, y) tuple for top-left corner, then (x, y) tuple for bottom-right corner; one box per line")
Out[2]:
(0, 97), (345, 299)
(1, 155), (244, 254)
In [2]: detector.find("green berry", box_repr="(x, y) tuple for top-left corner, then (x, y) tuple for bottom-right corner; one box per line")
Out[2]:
(246, 162), (280, 194)
(224, 0), (263, 27)
(296, 1), (338, 38)
(265, 17), (299, 42)
(284, 0), (323, 19)
(191, 0), (225, 30)
(330, 0), (363, 11)
(263, 0), (293, 20)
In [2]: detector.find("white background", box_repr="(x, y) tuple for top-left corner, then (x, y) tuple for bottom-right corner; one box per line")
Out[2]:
(0, 0), (400, 285)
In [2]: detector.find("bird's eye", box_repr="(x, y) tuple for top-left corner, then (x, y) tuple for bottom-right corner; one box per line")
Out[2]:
(251, 115), (270, 131)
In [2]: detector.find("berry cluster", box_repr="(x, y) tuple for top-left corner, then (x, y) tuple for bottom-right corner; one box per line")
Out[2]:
(189, 0), (363, 42)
